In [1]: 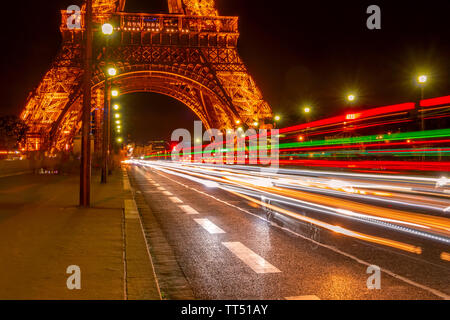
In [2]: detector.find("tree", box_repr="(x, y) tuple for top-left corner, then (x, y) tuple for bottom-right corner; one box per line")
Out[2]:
(0, 116), (28, 149)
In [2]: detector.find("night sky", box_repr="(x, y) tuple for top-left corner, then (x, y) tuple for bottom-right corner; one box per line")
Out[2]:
(1, 0), (449, 144)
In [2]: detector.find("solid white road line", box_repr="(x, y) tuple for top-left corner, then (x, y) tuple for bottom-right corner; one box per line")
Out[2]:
(169, 197), (183, 204)
(179, 205), (199, 215)
(222, 242), (281, 274)
(194, 219), (226, 234)
(285, 295), (320, 300)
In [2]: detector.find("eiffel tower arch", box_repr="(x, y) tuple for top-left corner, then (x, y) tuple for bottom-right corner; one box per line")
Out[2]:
(20, 0), (274, 151)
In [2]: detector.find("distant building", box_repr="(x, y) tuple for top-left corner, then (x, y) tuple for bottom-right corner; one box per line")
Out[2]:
(132, 140), (169, 159)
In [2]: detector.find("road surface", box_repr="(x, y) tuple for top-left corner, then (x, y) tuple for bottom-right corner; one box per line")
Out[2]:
(126, 161), (450, 300)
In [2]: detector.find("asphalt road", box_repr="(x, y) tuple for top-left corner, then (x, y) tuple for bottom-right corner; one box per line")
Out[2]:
(128, 164), (450, 300)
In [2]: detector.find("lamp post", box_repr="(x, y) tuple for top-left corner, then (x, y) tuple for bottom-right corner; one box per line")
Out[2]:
(80, 0), (93, 207)
(101, 23), (115, 184)
(101, 67), (117, 183)
(417, 75), (428, 162)
(302, 106), (312, 141)
(274, 115), (281, 128)
(303, 106), (312, 122)
(417, 75), (427, 132)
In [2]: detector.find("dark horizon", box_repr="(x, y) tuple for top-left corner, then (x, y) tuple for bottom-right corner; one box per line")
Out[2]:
(1, 0), (449, 143)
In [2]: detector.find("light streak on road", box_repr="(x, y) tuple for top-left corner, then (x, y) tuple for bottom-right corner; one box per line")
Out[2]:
(126, 160), (450, 258)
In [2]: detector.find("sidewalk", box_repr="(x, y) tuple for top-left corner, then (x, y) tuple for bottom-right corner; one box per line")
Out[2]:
(0, 169), (160, 300)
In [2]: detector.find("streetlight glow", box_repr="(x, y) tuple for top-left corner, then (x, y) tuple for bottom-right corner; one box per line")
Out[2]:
(107, 67), (117, 76)
(111, 90), (119, 97)
(253, 121), (259, 127)
(102, 23), (114, 35)
(304, 107), (311, 113)
(418, 75), (428, 84)
(114, 113), (121, 119)
(347, 94), (356, 102)
(274, 115), (281, 121)
(113, 104), (120, 110)
(117, 137), (123, 143)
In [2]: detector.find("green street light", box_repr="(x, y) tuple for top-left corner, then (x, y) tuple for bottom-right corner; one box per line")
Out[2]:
(102, 23), (114, 35)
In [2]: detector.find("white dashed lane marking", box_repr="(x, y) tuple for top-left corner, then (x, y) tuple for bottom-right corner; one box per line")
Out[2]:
(194, 219), (226, 234)
(169, 197), (183, 204)
(179, 205), (200, 215)
(163, 191), (173, 196)
(222, 242), (281, 274)
(142, 169), (450, 300)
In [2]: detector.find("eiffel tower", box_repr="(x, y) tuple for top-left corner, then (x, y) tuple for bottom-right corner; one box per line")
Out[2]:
(20, 0), (273, 151)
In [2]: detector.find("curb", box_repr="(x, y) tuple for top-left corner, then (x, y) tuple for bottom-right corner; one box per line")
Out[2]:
(122, 167), (162, 300)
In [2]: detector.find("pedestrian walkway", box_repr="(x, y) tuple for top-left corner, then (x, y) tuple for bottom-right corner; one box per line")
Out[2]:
(0, 169), (160, 300)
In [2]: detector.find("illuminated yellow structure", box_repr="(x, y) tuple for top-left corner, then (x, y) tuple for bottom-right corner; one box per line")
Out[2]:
(20, 0), (273, 151)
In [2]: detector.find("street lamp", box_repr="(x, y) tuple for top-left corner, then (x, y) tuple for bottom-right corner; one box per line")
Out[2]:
(347, 94), (356, 102)
(303, 107), (311, 114)
(107, 67), (117, 76)
(102, 23), (114, 35)
(101, 23), (115, 183)
(274, 115), (281, 121)
(417, 75), (427, 86)
(113, 104), (120, 110)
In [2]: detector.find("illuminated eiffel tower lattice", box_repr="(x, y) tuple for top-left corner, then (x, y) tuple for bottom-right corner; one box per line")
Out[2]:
(20, 0), (273, 151)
